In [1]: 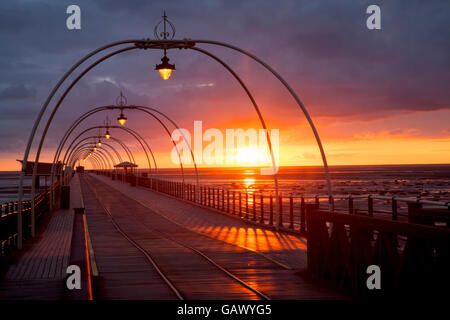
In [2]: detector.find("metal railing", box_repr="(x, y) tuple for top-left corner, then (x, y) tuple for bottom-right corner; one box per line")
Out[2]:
(94, 170), (450, 234)
(0, 183), (59, 262)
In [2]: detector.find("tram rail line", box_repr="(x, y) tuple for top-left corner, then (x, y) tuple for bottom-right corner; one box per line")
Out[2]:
(82, 174), (271, 300)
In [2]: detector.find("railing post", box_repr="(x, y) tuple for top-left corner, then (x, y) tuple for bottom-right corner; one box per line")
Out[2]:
(300, 197), (306, 234)
(392, 198), (398, 220)
(269, 195), (274, 225)
(260, 194), (264, 223)
(232, 191), (236, 214)
(227, 190), (230, 213)
(368, 195), (374, 216)
(208, 187), (211, 207)
(252, 193), (256, 221)
(279, 194), (283, 227)
(349, 196), (354, 214)
(238, 192), (242, 217)
(222, 189), (225, 211)
(245, 192), (249, 219)
(289, 195), (294, 229)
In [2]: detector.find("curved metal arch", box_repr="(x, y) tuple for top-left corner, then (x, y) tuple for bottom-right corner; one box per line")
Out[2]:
(51, 105), (173, 181)
(72, 147), (109, 170)
(70, 148), (104, 170)
(19, 38), (332, 247)
(71, 146), (111, 169)
(62, 137), (131, 186)
(65, 136), (124, 164)
(50, 125), (153, 208)
(67, 142), (115, 170)
(109, 137), (135, 163)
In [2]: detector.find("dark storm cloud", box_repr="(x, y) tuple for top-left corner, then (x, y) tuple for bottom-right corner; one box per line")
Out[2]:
(0, 0), (449, 155)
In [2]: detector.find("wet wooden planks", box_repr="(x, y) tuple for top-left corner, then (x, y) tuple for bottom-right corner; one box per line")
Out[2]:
(0, 175), (81, 299)
(83, 174), (347, 300)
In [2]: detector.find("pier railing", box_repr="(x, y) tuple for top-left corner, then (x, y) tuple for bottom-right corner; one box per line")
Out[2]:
(306, 208), (450, 296)
(0, 183), (59, 264)
(94, 170), (450, 234)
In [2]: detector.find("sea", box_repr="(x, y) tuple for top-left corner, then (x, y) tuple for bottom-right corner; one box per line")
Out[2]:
(2, 164), (448, 204)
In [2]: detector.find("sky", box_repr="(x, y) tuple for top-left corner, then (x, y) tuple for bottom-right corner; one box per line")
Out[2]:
(0, 0), (449, 170)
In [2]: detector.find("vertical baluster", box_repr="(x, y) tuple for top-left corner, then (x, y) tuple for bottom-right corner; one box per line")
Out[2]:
(232, 191), (236, 215)
(269, 195), (274, 225)
(259, 194), (264, 223)
(392, 198), (398, 220)
(222, 189), (225, 211)
(289, 195), (294, 229)
(368, 195), (374, 216)
(252, 193), (256, 221)
(227, 190), (230, 213)
(279, 194), (283, 226)
(349, 196), (354, 214)
(300, 197), (306, 234)
(245, 192), (249, 219)
(238, 192), (242, 217)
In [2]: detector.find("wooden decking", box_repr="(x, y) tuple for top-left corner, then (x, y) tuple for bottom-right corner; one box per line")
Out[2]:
(81, 173), (346, 299)
(0, 173), (347, 300)
(0, 175), (81, 299)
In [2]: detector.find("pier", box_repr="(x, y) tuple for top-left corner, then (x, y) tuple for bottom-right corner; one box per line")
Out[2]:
(1, 171), (449, 299)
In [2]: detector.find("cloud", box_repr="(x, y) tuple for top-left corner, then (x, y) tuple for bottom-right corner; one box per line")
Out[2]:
(0, 84), (36, 100)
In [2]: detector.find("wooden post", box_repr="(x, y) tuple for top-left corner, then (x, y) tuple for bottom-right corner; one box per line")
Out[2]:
(300, 197), (306, 234)
(208, 187), (211, 207)
(368, 196), (374, 216)
(279, 194), (283, 226)
(349, 196), (354, 214)
(222, 189), (225, 211)
(252, 193), (256, 221)
(392, 198), (398, 220)
(232, 191), (236, 215)
(239, 192), (242, 217)
(269, 195), (273, 225)
(260, 194), (264, 223)
(289, 195), (294, 229)
(245, 192), (249, 219)
(227, 190), (230, 213)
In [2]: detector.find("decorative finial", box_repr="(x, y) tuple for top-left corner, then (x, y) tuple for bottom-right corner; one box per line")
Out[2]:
(154, 11), (176, 40)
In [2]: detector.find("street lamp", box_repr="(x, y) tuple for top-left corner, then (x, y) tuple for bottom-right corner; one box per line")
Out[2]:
(117, 112), (127, 125)
(155, 52), (175, 80)
(116, 92), (128, 125)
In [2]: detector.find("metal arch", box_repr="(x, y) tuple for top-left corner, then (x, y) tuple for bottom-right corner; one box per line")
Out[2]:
(50, 125), (153, 209)
(62, 140), (123, 185)
(50, 104), (197, 202)
(64, 136), (124, 166)
(19, 37), (332, 247)
(50, 104), (190, 196)
(186, 47), (281, 225)
(66, 142), (115, 170)
(192, 39), (333, 205)
(52, 106), (157, 182)
(134, 106), (199, 192)
(70, 149), (104, 169)
(62, 137), (129, 186)
(109, 137), (135, 163)
(62, 137), (123, 171)
(18, 41), (143, 246)
(71, 147), (110, 170)
(72, 147), (109, 170)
